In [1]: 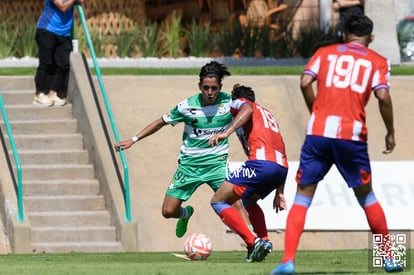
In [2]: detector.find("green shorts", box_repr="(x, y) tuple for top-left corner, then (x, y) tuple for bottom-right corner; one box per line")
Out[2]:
(165, 163), (226, 201)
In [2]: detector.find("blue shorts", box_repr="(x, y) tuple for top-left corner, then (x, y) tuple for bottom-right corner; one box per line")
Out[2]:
(296, 135), (371, 188)
(227, 160), (288, 200)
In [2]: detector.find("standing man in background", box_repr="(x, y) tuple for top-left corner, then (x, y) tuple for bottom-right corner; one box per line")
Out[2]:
(332, 0), (364, 41)
(33, 0), (84, 107)
(271, 13), (403, 274)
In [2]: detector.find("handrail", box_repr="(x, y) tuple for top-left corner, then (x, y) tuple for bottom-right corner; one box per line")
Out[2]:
(0, 94), (24, 222)
(76, 5), (132, 222)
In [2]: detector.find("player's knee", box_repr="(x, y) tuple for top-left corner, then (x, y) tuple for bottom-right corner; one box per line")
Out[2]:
(161, 207), (176, 218)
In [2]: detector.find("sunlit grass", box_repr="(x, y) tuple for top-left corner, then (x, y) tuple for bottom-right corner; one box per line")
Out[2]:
(0, 19), (17, 59)
(0, 250), (411, 274)
(0, 65), (413, 76)
(160, 10), (183, 58)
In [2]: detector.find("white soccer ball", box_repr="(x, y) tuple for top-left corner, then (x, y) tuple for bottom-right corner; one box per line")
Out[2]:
(184, 233), (212, 260)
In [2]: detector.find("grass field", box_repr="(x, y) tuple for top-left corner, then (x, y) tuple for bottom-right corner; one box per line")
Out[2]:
(1, 65), (414, 76)
(0, 249), (411, 274)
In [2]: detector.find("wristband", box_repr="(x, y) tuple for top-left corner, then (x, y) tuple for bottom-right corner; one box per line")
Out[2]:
(131, 136), (139, 143)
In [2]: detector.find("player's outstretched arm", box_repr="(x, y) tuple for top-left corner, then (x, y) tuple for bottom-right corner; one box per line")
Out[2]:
(114, 117), (167, 151)
(375, 88), (395, 154)
(209, 103), (253, 146)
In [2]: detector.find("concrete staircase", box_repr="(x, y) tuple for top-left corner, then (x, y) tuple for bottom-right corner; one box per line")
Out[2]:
(0, 88), (123, 253)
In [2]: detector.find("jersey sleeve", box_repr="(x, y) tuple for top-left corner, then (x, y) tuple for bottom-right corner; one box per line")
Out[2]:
(372, 59), (391, 93)
(303, 48), (323, 78)
(230, 98), (252, 116)
(162, 104), (184, 126)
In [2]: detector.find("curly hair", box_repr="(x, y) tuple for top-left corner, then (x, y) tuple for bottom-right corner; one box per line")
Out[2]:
(231, 84), (256, 102)
(343, 13), (373, 36)
(199, 61), (231, 84)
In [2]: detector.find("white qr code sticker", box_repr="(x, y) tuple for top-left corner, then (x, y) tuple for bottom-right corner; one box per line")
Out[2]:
(369, 232), (410, 271)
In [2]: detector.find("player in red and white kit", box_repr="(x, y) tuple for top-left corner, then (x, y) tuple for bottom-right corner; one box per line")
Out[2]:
(209, 84), (289, 263)
(271, 13), (403, 274)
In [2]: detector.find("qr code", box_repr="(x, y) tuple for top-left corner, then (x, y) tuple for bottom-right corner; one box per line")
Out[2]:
(371, 233), (408, 269)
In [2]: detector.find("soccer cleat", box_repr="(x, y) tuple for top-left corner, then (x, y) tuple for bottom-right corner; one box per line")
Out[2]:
(245, 246), (253, 262)
(33, 93), (53, 107)
(175, 205), (194, 238)
(49, 93), (66, 106)
(383, 258), (403, 273)
(266, 240), (273, 253)
(270, 260), (295, 274)
(245, 238), (272, 262)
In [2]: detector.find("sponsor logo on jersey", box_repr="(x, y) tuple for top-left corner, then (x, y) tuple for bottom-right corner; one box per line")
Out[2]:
(218, 103), (227, 114)
(227, 165), (257, 179)
(192, 127), (226, 137)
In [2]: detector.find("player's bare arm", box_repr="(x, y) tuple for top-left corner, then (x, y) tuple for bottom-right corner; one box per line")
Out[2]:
(300, 74), (316, 113)
(208, 103), (253, 146)
(53, 0), (82, 12)
(333, 0), (364, 11)
(375, 88), (395, 154)
(114, 117), (167, 151)
(336, 0), (364, 8)
(273, 182), (287, 213)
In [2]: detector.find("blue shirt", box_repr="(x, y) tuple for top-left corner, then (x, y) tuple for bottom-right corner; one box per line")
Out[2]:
(37, 0), (74, 37)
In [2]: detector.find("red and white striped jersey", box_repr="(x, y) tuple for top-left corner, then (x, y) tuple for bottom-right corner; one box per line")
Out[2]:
(303, 42), (390, 142)
(231, 98), (288, 168)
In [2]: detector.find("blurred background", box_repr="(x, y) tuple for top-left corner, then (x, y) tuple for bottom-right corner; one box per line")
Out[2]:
(0, 0), (412, 63)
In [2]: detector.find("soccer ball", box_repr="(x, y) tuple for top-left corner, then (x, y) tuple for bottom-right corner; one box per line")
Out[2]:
(184, 233), (212, 260)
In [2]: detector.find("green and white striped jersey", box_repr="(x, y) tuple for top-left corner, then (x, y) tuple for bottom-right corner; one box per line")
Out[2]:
(162, 92), (232, 166)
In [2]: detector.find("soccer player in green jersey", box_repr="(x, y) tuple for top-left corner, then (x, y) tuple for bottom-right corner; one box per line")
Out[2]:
(115, 61), (249, 238)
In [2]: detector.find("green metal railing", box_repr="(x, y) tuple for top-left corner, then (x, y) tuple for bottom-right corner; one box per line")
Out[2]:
(0, 94), (24, 222)
(76, 5), (132, 222)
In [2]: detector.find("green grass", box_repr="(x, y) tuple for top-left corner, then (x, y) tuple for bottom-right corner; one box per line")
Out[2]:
(0, 250), (411, 274)
(1, 65), (414, 76)
(0, 66), (303, 76)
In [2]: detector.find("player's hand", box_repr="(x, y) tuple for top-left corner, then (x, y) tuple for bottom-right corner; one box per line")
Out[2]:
(273, 192), (286, 213)
(114, 139), (134, 151)
(383, 132), (395, 154)
(208, 133), (226, 146)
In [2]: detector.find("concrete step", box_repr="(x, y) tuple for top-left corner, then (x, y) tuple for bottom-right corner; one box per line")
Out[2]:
(31, 226), (117, 243)
(23, 180), (100, 196)
(1, 89), (36, 104)
(31, 242), (123, 253)
(1, 84), (123, 253)
(1, 119), (78, 134)
(21, 164), (95, 181)
(0, 77), (34, 91)
(16, 150), (89, 165)
(24, 195), (106, 212)
(1, 90), (69, 107)
(4, 105), (73, 120)
(28, 211), (111, 227)
(8, 134), (83, 150)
